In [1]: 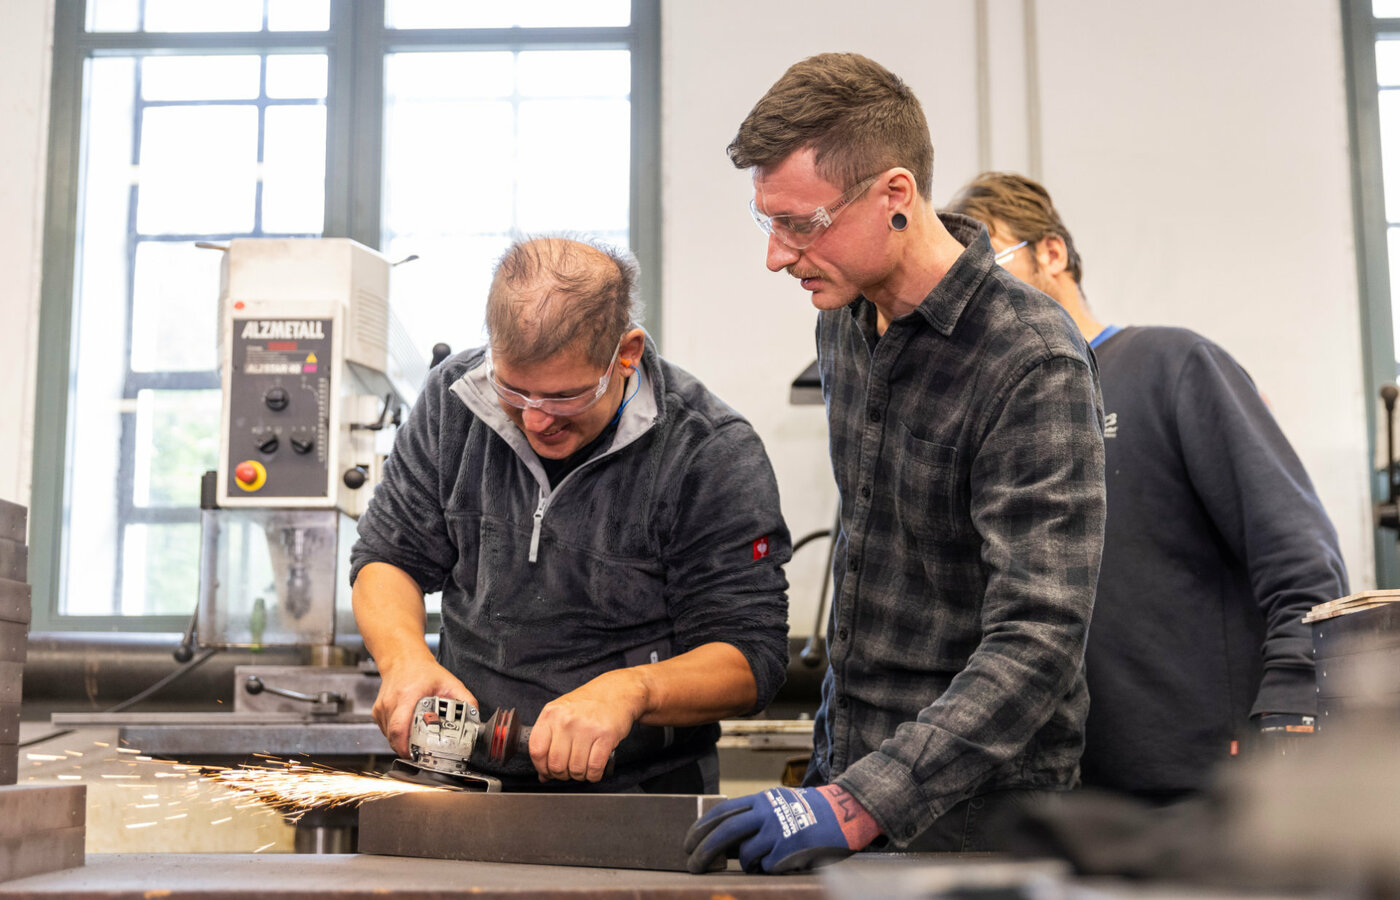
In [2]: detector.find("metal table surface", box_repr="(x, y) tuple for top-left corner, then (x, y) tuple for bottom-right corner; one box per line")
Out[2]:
(0, 853), (1320, 900)
(0, 853), (823, 899)
(49, 712), (391, 757)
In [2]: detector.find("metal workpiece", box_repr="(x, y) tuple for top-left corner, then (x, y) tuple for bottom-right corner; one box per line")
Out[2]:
(0, 853), (825, 898)
(0, 704), (19, 744)
(0, 664), (21, 705)
(0, 784), (85, 883)
(359, 791), (725, 872)
(122, 722), (388, 757)
(1312, 601), (1400, 725)
(0, 623), (25, 667)
(49, 711), (390, 758)
(0, 785), (85, 834)
(0, 501), (23, 544)
(0, 580), (30, 626)
(0, 826), (84, 885)
(0, 542), (24, 585)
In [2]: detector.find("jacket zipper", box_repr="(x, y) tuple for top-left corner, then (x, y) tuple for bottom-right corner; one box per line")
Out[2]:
(529, 490), (548, 563)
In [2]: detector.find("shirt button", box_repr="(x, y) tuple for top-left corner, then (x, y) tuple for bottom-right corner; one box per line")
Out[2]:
(869, 409), (881, 423)
(837, 696), (849, 709)
(838, 627), (849, 641)
(860, 485), (871, 499)
(849, 557), (860, 572)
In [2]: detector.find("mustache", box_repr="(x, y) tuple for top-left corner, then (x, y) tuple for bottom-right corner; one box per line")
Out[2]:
(787, 265), (823, 280)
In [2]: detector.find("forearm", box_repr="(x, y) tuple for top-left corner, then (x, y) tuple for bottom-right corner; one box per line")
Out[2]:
(530, 642), (756, 783)
(352, 561), (434, 673)
(354, 561), (474, 756)
(634, 641), (758, 726)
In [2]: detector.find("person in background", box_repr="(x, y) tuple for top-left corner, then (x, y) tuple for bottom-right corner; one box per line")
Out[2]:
(351, 236), (791, 793)
(686, 53), (1106, 874)
(946, 171), (1349, 804)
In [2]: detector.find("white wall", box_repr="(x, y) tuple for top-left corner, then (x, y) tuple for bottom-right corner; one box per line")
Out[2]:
(0, 0), (1375, 629)
(661, 0), (1374, 637)
(0, 0), (53, 510)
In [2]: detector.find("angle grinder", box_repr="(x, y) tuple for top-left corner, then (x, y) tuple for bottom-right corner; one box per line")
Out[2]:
(388, 696), (529, 792)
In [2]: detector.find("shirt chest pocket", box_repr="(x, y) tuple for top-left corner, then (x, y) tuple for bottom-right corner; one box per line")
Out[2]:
(892, 424), (962, 545)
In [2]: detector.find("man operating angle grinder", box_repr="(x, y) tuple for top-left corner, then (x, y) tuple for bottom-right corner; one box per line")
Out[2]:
(352, 236), (791, 793)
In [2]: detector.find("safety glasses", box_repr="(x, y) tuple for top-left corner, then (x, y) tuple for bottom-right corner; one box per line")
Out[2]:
(750, 174), (880, 250)
(487, 340), (622, 417)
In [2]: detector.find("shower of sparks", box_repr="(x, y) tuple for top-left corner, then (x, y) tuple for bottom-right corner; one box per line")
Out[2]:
(207, 760), (443, 814)
(21, 735), (448, 847)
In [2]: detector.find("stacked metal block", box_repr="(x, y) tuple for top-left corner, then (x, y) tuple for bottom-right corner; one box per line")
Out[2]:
(0, 499), (27, 785)
(0, 499), (85, 882)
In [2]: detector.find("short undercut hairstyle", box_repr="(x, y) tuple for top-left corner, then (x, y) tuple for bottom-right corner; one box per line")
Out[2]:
(728, 52), (934, 198)
(485, 236), (641, 368)
(945, 171), (1085, 286)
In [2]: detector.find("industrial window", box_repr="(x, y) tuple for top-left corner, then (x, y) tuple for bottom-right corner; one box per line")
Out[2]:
(1346, 0), (1400, 583)
(32, 0), (660, 631)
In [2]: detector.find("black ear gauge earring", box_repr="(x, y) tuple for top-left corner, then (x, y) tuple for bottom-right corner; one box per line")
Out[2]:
(891, 213), (908, 231)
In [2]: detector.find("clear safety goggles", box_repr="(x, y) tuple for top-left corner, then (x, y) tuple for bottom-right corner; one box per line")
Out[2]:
(487, 340), (622, 417)
(749, 174), (879, 250)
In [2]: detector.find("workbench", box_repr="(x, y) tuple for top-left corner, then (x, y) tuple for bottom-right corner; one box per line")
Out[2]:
(0, 852), (1320, 899)
(0, 853), (821, 899)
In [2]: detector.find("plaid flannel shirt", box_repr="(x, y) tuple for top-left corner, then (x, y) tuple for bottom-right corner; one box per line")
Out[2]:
(810, 213), (1106, 845)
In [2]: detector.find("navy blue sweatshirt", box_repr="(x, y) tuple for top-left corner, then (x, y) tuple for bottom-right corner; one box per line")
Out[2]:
(1081, 326), (1347, 796)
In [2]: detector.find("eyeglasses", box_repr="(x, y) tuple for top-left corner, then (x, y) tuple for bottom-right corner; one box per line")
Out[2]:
(487, 341), (622, 417)
(750, 174), (880, 250)
(993, 240), (1029, 266)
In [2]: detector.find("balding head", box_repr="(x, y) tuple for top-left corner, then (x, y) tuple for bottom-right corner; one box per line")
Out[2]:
(486, 236), (641, 368)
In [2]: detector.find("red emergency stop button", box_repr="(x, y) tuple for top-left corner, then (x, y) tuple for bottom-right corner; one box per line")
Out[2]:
(234, 459), (267, 491)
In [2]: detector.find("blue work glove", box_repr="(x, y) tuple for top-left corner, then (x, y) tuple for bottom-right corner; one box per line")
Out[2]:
(684, 784), (880, 874)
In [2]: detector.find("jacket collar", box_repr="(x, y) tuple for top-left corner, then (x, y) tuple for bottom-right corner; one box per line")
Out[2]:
(448, 335), (662, 491)
(848, 212), (997, 338)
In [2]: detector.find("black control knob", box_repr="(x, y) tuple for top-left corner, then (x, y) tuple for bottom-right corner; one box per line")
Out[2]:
(343, 466), (368, 489)
(290, 437), (314, 455)
(258, 434), (279, 454)
(264, 387), (289, 411)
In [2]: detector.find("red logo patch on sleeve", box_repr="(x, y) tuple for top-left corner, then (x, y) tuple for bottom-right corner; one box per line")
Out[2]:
(752, 536), (770, 560)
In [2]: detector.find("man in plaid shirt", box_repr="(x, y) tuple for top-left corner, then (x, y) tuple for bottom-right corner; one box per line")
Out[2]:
(686, 53), (1106, 874)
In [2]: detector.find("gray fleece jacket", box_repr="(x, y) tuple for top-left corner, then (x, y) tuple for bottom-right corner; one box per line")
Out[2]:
(350, 339), (791, 789)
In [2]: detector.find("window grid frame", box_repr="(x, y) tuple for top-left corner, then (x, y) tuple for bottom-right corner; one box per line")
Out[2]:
(31, 0), (661, 632)
(110, 51), (328, 617)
